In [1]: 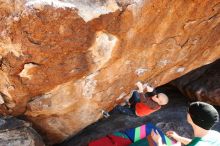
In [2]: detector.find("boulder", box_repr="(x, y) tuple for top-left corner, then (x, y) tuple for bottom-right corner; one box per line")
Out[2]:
(0, 0), (220, 144)
(172, 59), (220, 106)
(0, 117), (44, 146)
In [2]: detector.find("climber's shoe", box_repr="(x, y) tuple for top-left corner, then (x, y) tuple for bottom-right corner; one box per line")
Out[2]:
(101, 110), (110, 118)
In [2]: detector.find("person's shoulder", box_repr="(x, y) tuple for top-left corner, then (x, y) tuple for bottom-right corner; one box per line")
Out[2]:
(205, 130), (220, 139)
(209, 130), (220, 137)
(203, 130), (220, 145)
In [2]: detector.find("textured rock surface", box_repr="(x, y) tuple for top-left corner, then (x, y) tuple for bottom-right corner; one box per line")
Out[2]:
(0, 117), (44, 146)
(0, 0), (220, 144)
(172, 59), (220, 106)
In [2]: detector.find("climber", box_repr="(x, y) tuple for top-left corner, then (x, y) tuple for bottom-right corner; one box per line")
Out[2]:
(115, 81), (169, 117)
(151, 101), (220, 146)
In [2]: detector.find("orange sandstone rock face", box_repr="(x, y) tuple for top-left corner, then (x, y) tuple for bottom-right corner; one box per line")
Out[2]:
(0, 0), (220, 144)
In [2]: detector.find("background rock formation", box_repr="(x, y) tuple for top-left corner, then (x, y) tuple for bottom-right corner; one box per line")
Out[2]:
(0, 117), (44, 146)
(0, 0), (220, 144)
(172, 59), (220, 105)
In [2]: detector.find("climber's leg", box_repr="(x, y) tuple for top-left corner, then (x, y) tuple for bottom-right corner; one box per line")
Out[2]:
(115, 105), (136, 117)
(129, 91), (141, 110)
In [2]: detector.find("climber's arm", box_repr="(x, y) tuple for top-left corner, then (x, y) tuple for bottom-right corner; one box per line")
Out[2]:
(135, 81), (144, 93)
(135, 82), (147, 102)
(143, 83), (154, 92)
